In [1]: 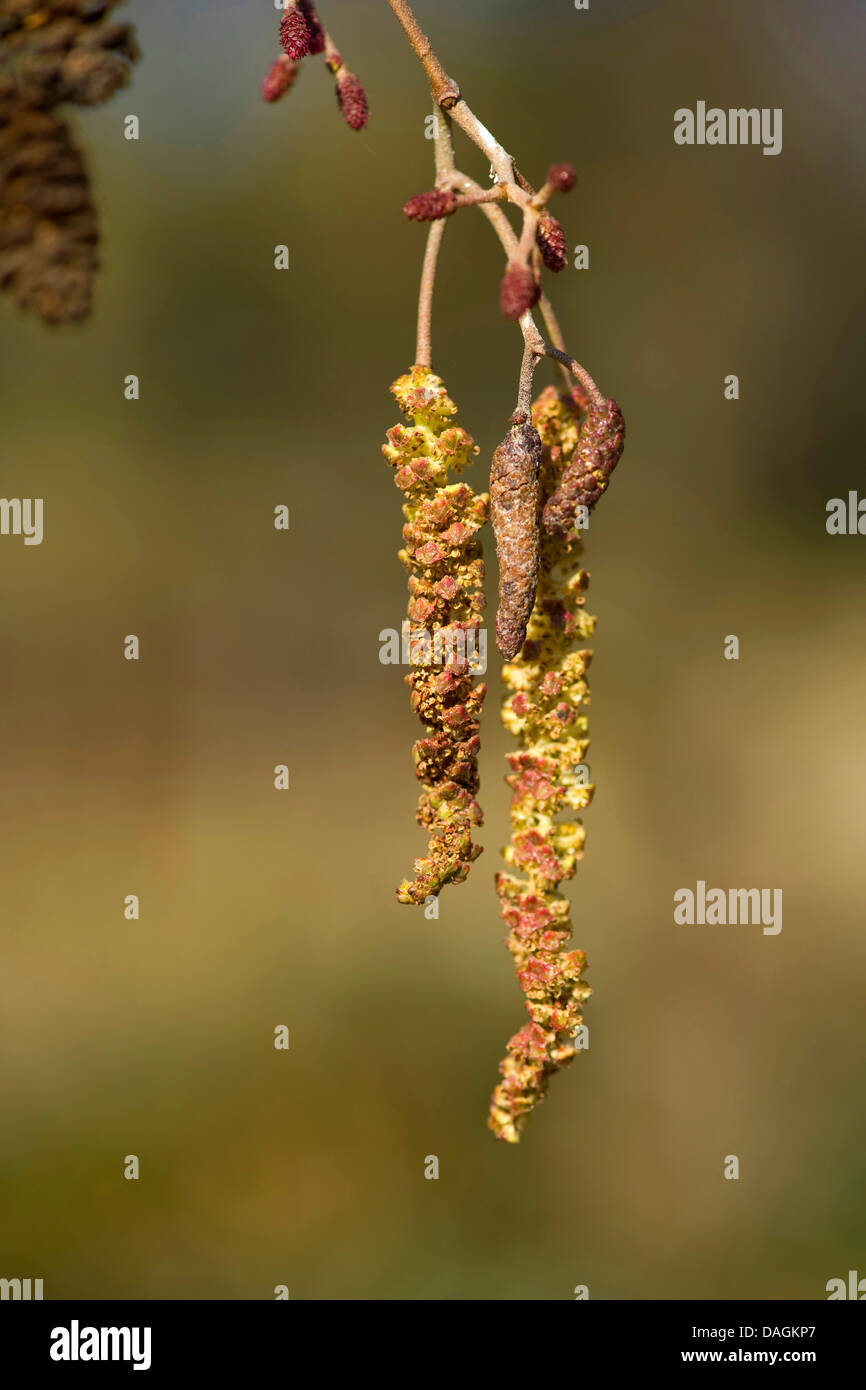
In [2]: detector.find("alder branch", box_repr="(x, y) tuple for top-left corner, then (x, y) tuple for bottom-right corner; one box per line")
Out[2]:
(386, 0), (516, 184)
(390, 0), (597, 402)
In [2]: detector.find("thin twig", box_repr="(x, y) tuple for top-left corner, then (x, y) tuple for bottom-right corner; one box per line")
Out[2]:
(515, 339), (539, 419)
(386, 0), (459, 107)
(386, 0), (516, 185)
(432, 104), (455, 182)
(538, 293), (572, 389)
(541, 344), (606, 410)
(390, 0), (595, 404)
(416, 218), (445, 367)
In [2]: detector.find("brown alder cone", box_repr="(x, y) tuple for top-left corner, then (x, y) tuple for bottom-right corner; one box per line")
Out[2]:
(0, 1), (139, 323)
(0, 2), (138, 110)
(0, 99), (97, 322)
(542, 398), (625, 536)
(491, 421), (543, 660)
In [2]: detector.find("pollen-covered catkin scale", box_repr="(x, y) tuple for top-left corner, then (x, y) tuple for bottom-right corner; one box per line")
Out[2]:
(543, 398), (625, 536)
(491, 422), (542, 661)
(489, 387), (596, 1143)
(383, 368), (489, 904)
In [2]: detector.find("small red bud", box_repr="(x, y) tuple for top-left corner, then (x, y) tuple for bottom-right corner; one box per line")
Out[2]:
(535, 211), (567, 273)
(261, 55), (300, 103)
(403, 189), (458, 221)
(279, 1), (325, 61)
(336, 70), (368, 131)
(547, 162), (577, 193)
(500, 262), (540, 321)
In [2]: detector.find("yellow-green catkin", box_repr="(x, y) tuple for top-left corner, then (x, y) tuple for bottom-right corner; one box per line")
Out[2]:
(488, 385), (596, 1142)
(383, 367), (489, 904)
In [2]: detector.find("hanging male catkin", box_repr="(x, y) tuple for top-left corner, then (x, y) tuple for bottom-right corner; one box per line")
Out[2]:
(491, 421), (543, 660)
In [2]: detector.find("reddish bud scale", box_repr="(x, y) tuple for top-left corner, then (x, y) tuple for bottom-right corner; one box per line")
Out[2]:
(547, 162), (577, 193)
(336, 70), (368, 131)
(500, 262), (540, 321)
(535, 211), (567, 273)
(279, 1), (324, 61)
(403, 189), (457, 222)
(261, 55), (300, 103)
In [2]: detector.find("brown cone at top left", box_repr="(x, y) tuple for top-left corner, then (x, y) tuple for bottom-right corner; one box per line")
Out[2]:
(0, 0), (140, 324)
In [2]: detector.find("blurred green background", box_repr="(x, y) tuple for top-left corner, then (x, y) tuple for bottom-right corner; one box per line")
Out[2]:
(1, 0), (864, 1299)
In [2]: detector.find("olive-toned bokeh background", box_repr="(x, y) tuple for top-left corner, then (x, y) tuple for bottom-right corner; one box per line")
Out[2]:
(1, 0), (864, 1299)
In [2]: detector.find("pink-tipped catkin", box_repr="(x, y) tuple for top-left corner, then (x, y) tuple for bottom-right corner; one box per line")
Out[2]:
(261, 55), (300, 103)
(279, 1), (325, 61)
(535, 212), (567, 272)
(403, 189), (457, 222)
(547, 162), (577, 193)
(500, 262), (540, 321)
(336, 70), (368, 131)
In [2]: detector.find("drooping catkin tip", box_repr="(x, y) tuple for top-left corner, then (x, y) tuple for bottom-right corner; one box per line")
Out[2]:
(279, 1), (325, 60)
(535, 211), (567, 272)
(261, 55), (300, 103)
(336, 69), (368, 130)
(547, 162), (577, 192)
(403, 189), (457, 221)
(500, 262), (540, 321)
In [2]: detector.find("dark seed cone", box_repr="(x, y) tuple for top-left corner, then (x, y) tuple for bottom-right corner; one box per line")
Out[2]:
(279, 1), (324, 61)
(491, 423), (542, 659)
(500, 261), (539, 321)
(262, 54), (300, 103)
(403, 188), (457, 222)
(335, 69), (367, 131)
(0, 2), (139, 110)
(535, 211), (567, 273)
(542, 399), (625, 535)
(0, 100), (98, 323)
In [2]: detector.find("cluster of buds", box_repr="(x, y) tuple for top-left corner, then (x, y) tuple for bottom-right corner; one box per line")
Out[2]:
(489, 387), (597, 1143)
(500, 161), (577, 322)
(0, 0), (139, 323)
(383, 367), (489, 905)
(264, 1), (367, 131)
